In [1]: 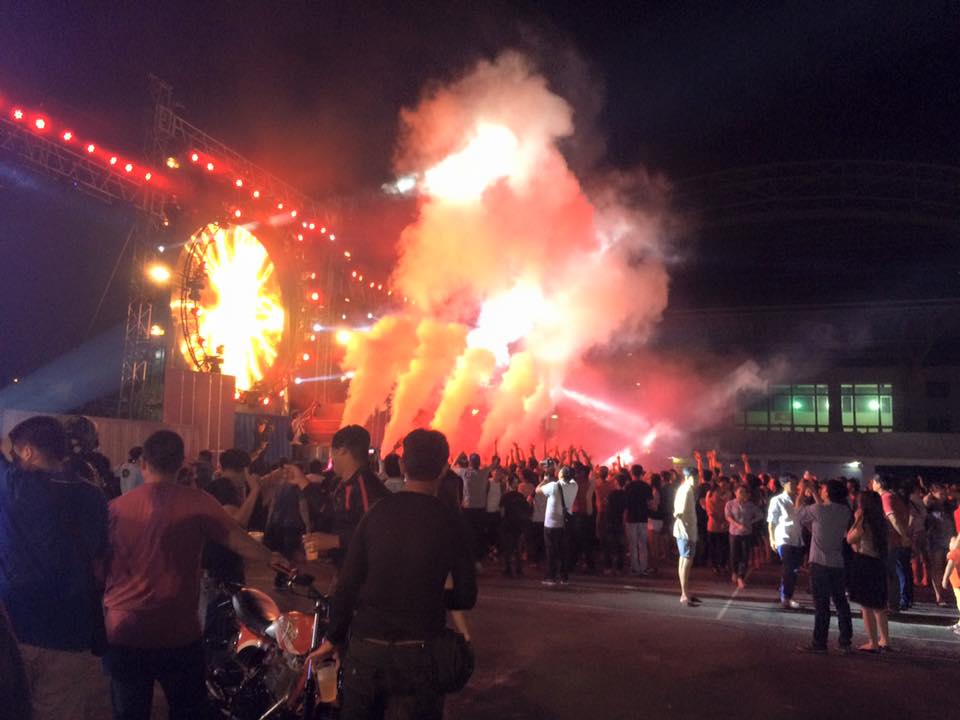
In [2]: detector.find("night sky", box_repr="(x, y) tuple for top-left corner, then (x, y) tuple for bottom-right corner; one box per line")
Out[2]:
(1, 1), (957, 382)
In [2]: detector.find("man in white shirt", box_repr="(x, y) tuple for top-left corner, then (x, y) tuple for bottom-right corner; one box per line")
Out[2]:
(673, 468), (699, 606)
(536, 465), (578, 586)
(768, 474), (804, 610)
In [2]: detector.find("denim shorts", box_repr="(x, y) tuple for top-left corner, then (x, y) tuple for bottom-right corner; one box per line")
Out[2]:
(676, 537), (694, 559)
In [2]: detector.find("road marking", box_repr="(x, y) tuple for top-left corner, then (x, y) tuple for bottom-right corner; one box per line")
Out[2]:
(716, 587), (740, 620)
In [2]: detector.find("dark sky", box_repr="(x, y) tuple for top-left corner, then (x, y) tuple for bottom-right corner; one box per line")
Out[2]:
(1, 0), (958, 381)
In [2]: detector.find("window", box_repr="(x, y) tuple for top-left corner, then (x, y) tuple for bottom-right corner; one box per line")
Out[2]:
(841, 384), (893, 432)
(735, 384), (829, 432)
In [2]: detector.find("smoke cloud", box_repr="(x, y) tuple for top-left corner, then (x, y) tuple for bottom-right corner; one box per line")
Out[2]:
(341, 51), (673, 455)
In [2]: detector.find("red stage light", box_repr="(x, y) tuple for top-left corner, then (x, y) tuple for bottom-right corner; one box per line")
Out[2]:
(109, 156), (118, 165)
(234, 209), (242, 218)
(320, 226), (327, 233)
(351, 271), (357, 277)
(344, 251), (351, 258)
(310, 291), (320, 301)
(206, 162), (214, 171)
(297, 234), (304, 241)
(309, 223), (315, 230)
(291, 210), (298, 218)
(302, 353), (311, 362)
(253, 190), (260, 198)
(145, 172), (152, 181)
(302, 221), (308, 228)
(369, 282), (375, 288)
(190, 152), (199, 162)
(12, 109), (23, 120)
(329, 234), (336, 241)
(262, 397), (270, 406)
(62, 131), (72, 141)
(310, 272), (317, 280)
(34, 117), (46, 129)
(277, 202), (284, 210)
(358, 275), (363, 282)
(86, 143), (95, 153)
(124, 163), (133, 172)
(235, 178), (243, 188)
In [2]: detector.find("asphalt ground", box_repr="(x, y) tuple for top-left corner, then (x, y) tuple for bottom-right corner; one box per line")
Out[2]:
(82, 558), (960, 719)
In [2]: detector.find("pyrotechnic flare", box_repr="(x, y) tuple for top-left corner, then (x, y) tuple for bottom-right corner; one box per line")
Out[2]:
(343, 51), (671, 454)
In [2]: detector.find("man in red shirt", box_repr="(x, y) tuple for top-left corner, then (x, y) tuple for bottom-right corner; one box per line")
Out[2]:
(103, 430), (282, 720)
(872, 475), (913, 612)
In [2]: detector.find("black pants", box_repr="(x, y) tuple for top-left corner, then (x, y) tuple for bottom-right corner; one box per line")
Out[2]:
(729, 534), (752, 580)
(104, 641), (207, 720)
(571, 513), (597, 572)
(463, 509), (487, 563)
(892, 546), (914, 610)
(500, 526), (523, 574)
(708, 531), (729, 570)
(810, 563), (852, 649)
(602, 524), (626, 571)
(544, 526), (569, 581)
(341, 637), (443, 720)
(526, 522), (545, 565)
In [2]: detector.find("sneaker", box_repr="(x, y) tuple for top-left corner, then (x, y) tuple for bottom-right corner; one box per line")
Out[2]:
(781, 599), (802, 610)
(541, 579), (557, 587)
(952, 626), (960, 636)
(797, 643), (828, 654)
(838, 644), (852, 655)
(559, 578), (570, 586)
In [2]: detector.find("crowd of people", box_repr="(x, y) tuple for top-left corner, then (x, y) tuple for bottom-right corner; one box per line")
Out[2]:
(2, 414), (960, 720)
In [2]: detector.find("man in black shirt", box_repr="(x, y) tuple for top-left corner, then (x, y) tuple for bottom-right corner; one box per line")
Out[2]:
(500, 476), (531, 577)
(315, 428), (477, 720)
(624, 464), (654, 575)
(603, 472), (629, 574)
(329, 425), (388, 566)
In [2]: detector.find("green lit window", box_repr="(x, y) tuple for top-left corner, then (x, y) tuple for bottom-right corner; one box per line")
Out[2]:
(841, 384), (893, 432)
(735, 384), (829, 432)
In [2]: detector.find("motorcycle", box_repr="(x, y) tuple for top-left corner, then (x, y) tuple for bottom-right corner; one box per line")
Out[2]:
(206, 567), (339, 719)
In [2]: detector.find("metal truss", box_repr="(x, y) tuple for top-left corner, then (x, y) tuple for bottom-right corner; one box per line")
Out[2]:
(675, 160), (960, 232)
(0, 117), (164, 220)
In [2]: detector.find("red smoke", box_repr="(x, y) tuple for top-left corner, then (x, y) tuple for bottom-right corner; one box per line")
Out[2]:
(341, 51), (672, 455)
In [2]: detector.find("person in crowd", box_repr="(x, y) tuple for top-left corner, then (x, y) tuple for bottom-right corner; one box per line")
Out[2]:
(673, 467), (700, 606)
(485, 462), (505, 562)
(925, 483), (956, 607)
(647, 473), (665, 573)
(249, 417), (273, 475)
(102, 430), (282, 720)
(264, 463), (312, 561)
(872, 475), (913, 612)
(0, 600), (32, 720)
(304, 425), (389, 569)
(768, 474), (804, 609)
(846, 478), (861, 512)
(906, 479), (930, 589)
(381, 453), (405, 493)
(846, 490), (891, 652)
(499, 474), (531, 577)
(0, 416), (108, 720)
(116, 446), (143, 495)
(725, 485), (761, 589)
(312, 428), (477, 720)
(593, 465), (613, 534)
(602, 472), (629, 575)
(705, 476), (731, 575)
(527, 462), (551, 569)
(941, 534), (960, 634)
(537, 464), (578, 586)
(458, 452), (491, 569)
(570, 460), (597, 574)
(796, 478), (853, 653)
(203, 449), (265, 585)
(624, 464), (654, 576)
(437, 461), (465, 514)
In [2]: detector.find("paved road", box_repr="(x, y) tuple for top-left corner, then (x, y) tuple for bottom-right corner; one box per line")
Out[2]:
(446, 568), (959, 720)
(83, 561), (959, 719)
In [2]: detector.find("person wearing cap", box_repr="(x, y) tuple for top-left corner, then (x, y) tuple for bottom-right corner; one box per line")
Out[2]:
(536, 465), (578, 586)
(768, 474), (805, 609)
